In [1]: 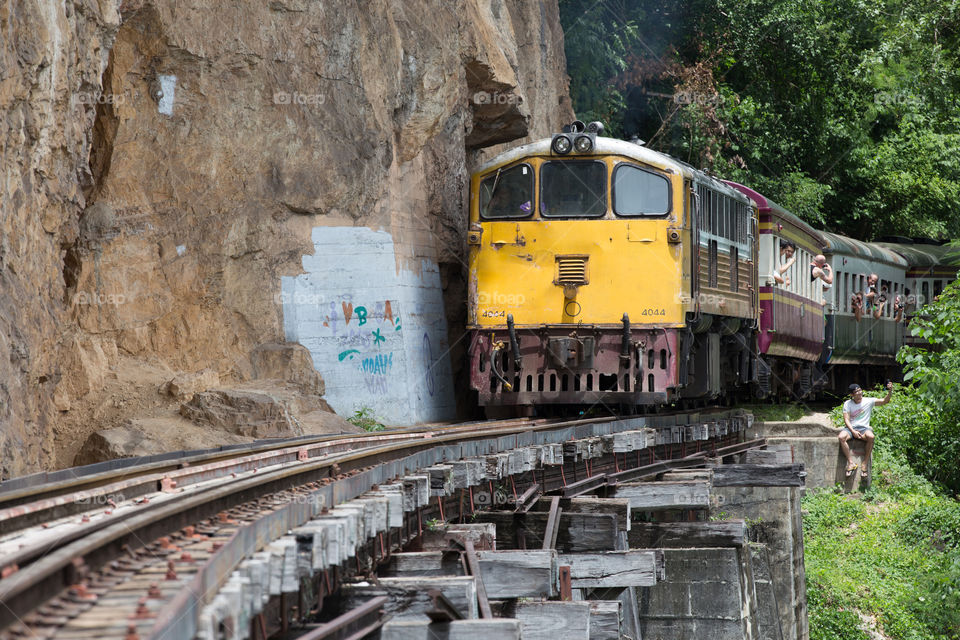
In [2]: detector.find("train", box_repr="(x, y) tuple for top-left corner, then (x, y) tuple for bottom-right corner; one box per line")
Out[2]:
(465, 121), (960, 413)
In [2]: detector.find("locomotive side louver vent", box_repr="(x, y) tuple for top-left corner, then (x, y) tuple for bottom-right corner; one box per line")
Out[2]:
(556, 255), (588, 285)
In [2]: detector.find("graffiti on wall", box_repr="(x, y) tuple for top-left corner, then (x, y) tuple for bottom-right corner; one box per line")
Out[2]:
(280, 227), (456, 425)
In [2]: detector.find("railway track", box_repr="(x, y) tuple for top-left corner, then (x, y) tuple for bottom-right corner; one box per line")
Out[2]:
(0, 410), (774, 640)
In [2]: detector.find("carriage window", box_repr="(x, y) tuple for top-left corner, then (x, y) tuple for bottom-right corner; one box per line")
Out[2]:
(540, 161), (607, 217)
(612, 165), (670, 216)
(934, 280), (944, 297)
(921, 280), (930, 307)
(479, 163), (534, 219)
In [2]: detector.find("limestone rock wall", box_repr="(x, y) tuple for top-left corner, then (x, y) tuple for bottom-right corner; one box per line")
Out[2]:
(0, 0), (573, 476)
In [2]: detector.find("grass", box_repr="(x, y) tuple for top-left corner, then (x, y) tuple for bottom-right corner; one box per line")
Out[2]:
(739, 402), (814, 422)
(803, 412), (960, 640)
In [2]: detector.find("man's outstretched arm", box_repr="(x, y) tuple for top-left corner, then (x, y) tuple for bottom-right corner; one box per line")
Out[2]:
(876, 381), (894, 406)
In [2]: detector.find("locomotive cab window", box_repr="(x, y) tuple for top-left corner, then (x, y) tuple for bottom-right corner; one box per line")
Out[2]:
(612, 164), (671, 216)
(540, 160), (607, 217)
(479, 163), (534, 219)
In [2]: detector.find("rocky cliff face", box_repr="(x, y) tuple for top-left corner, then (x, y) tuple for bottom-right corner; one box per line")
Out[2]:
(0, 0), (572, 477)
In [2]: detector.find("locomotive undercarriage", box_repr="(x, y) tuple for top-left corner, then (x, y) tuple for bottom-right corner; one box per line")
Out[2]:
(469, 327), (678, 407)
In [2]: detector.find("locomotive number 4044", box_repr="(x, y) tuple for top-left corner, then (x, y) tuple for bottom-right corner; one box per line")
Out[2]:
(641, 308), (666, 316)
(481, 309), (506, 318)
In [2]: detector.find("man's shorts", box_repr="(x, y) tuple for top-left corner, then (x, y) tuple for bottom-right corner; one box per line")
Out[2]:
(841, 425), (873, 439)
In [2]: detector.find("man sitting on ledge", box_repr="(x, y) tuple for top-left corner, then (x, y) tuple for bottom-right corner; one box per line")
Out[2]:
(839, 381), (893, 480)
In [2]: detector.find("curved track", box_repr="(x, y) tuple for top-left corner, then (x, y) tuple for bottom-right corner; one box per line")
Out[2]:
(0, 411), (757, 639)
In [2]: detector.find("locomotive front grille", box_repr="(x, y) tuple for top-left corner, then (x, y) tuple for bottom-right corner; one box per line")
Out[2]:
(556, 255), (588, 285)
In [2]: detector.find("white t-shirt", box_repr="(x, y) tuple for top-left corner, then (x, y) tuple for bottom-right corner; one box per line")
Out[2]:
(843, 397), (877, 429)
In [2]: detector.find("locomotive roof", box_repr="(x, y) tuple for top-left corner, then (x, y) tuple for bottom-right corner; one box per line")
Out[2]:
(475, 136), (750, 203)
(874, 241), (960, 267)
(820, 231), (908, 268)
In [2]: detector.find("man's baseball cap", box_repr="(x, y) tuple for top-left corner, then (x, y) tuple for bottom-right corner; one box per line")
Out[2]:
(848, 384), (862, 393)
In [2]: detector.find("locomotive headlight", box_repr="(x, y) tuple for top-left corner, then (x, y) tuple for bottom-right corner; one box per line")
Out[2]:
(551, 134), (573, 155)
(574, 134), (594, 153)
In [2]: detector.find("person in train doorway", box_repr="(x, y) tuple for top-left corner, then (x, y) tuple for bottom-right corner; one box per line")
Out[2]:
(772, 241), (797, 286)
(839, 381), (893, 480)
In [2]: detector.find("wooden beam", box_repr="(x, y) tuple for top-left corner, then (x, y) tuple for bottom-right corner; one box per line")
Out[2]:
(557, 550), (663, 588)
(588, 601), (623, 640)
(463, 540), (493, 619)
(542, 497), (561, 550)
(533, 497), (631, 532)
(381, 551), (464, 577)
(419, 523), (496, 551)
(613, 480), (711, 510)
(473, 549), (558, 599)
(340, 576), (477, 621)
(380, 619), (521, 640)
(627, 520), (747, 548)
(473, 511), (617, 551)
(513, 601), (591, 640)
(711, 463), (806, 486)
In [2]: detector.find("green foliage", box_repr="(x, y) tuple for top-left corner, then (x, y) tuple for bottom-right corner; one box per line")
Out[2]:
(899, 276), (960, 410)
(888, 276), (960, 493)
(804, 475), (960, 639)
(558, 0), (960, 238)
(828, 385), (960, 493)
(346, 407), (386, 432)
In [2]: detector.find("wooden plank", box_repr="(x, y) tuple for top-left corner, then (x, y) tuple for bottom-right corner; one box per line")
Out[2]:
(660, 470), (713, 482)
(419, 523), (496, 551)
(588, 601), (623, 640)
(533, 497), (631, 532)
(557, 550), (663, 587)
(711, 464), (806, 487)
(613, 480), (711, 510)
(627, 520), (748, 548)
(513, 601), (590, 640)
(380, 619), (521, 640)
(542, 497), (561, 550)
(341, 576), (477, 621)
(473, 549), (558, 599)
(463, 540), (492, 619)
(382, 551), (464, 577)
(473, 511), (618, 552)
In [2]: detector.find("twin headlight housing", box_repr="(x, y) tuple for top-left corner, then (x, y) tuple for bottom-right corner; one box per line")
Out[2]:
(551, 120), (605, 155)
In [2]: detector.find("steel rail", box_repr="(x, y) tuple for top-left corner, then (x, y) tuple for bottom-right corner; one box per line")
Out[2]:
(0, 408), (752, 637)
(0, 418), (545, 507)
(0, 419), (548, 535)
(0, 415), (617, 629)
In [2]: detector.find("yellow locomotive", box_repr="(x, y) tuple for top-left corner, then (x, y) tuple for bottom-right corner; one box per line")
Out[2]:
(467, 122), (758, 411)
